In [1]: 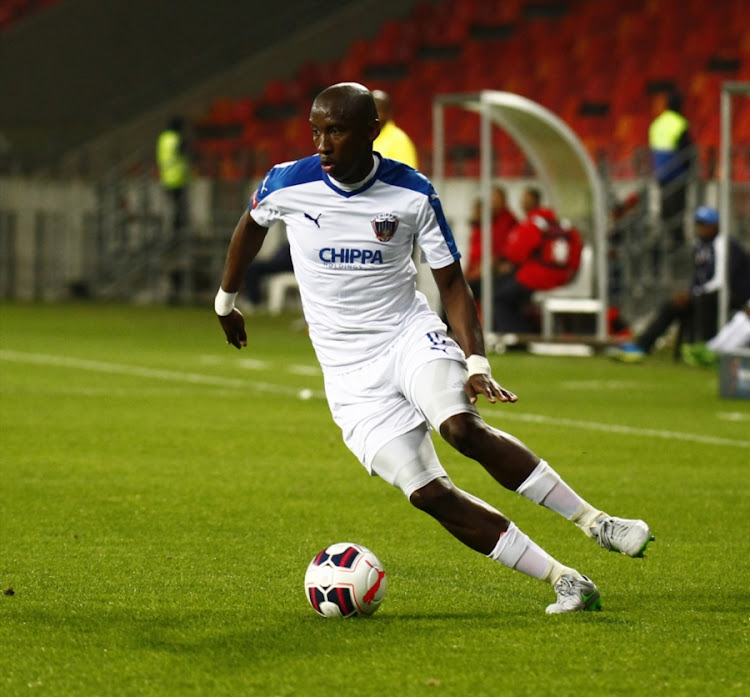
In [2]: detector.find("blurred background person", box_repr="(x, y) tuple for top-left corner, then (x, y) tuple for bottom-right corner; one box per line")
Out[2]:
(706, 300), (750, 353)
(610, 206), (750, 362)
(156, 115), (191, 236)
(372, 89), (418, 168)
(682, 300), (750, 367)
(464, 186), (518, 304)
(648, 92), (694, 249)
(238, 235), (294, 314)
(492, 187), (582, 336)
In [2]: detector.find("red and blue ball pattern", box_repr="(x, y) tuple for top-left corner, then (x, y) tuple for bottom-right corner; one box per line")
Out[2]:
(304, 542), (387, 618)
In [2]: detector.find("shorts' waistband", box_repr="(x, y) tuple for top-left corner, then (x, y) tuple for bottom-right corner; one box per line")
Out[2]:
(317, 312), (449, 377)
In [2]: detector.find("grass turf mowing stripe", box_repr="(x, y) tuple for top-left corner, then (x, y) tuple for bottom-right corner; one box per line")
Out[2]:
(2, 348), (748, 450)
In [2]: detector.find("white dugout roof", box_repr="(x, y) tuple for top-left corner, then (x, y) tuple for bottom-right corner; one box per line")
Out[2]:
(432, 90), (608, 340)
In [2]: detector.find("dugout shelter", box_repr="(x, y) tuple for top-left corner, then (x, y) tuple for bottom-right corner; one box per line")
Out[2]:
(719, 81), (750, 329)
(432, 90), (609, 342)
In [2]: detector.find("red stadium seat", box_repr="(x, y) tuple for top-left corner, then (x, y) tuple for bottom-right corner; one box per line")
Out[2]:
(190, 0), (750, 180)
(0, 0), (65, 31)
(470, 0), (522, 24)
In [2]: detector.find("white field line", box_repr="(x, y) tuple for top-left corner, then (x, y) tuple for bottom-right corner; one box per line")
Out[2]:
(199, 355), (270, 370)
(0, 349), (324, 399)
(559, 380), (648, 390)
(482, 410), (750, 449)
(2, 349), (748, 449)
(288, 364), (321, 376)
(237, 358), (271, 370)
(717, 411), (750, 422)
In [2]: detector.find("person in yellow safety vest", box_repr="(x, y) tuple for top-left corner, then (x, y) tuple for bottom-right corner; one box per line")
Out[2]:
(648, 92), (693, 247)
(157, 116), (190, 235)
(372, 90), (419, 169)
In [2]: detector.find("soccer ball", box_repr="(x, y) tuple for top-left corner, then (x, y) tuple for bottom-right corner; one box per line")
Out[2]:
(304, 542), (387, 618)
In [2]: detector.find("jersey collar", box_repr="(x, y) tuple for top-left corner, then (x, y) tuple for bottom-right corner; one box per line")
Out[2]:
(323, 154), (381, 197)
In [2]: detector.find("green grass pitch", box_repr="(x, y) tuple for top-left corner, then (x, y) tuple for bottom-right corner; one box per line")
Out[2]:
(1, 303), (749, 696)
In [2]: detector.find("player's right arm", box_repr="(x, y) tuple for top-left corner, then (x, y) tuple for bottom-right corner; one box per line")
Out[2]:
(216, 209), (269, 349)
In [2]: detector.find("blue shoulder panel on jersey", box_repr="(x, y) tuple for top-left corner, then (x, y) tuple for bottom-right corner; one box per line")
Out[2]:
(377, 157), (431, 194)
(253, 155), (323, 206)
(378, 158), (460, 261)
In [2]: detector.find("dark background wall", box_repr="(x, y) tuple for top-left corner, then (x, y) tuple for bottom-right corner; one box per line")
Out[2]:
(0, 0), (426, 172)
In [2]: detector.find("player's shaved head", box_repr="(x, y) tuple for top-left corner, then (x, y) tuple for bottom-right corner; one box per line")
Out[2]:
(309, 83), (380, 183)
(312, 82), (378, 125)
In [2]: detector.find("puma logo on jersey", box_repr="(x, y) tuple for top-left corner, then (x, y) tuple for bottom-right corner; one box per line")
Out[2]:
(304, 212), (322, 228)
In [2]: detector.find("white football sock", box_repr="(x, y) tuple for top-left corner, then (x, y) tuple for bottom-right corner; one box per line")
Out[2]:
(487, 522), (575, 585)
(516, 460), (603, 534)
(707, 307), (750, 353)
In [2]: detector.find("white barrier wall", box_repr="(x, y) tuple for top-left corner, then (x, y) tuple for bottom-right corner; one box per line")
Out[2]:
(0, 175), (723, 305)
(1, 178), (97, 300)
(0, 177), (214, 300)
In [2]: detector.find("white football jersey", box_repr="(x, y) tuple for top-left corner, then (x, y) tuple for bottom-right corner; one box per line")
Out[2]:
(249, 155), (460, 370)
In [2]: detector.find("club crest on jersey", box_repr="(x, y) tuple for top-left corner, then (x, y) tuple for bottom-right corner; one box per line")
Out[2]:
(371, 213), (399, 242)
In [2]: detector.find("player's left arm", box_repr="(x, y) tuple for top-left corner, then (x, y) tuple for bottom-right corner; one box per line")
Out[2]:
(432, 261), (517, 405)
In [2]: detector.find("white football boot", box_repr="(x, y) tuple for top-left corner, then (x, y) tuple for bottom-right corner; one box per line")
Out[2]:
(545, 574), (602, 614)
(589, 515), (653, 557)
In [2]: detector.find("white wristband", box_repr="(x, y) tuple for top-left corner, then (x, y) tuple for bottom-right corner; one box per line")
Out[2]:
(466, 354), (491, 377)
(214, 287), (238, 316)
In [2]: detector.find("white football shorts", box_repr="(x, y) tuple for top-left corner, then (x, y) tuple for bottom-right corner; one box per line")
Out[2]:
(323, 317), (479, 475)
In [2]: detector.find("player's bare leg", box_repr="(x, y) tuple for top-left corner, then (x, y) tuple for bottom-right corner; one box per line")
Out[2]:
(371, 428), (600, 613)
(439, 412), (653, 557)
(408, 476), (508, 553)
(440, 412), (539, 489)
(409, 478), (601, 614)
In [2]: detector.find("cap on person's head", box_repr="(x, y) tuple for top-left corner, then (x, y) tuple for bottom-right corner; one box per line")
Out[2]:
(667, 92), (683, 112)
(695, 206), (719, 225)
(168, 116), (185, 131)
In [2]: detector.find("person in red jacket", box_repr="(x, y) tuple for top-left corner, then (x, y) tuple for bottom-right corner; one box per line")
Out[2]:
(465, 187), (518, 293)
(493, 187), (582, 334)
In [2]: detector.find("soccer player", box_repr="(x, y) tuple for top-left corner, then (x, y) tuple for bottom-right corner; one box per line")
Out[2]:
(707, 300), (750, 353)
(215, 83), (653, 614)
(682, 299), (750, 367)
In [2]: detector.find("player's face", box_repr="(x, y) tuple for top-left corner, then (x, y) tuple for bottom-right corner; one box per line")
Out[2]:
(695, 222), (718, 241)
(492, 189), (506, 211)
(310, 99), (378, 184)
(521, 190), (538, 213)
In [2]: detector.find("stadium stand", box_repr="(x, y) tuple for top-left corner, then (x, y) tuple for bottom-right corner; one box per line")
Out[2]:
(1, 0), (748, 327)
(191, 0), (750, 182)
(1, 0), (410, 175)
(0, 0), (64, 32)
